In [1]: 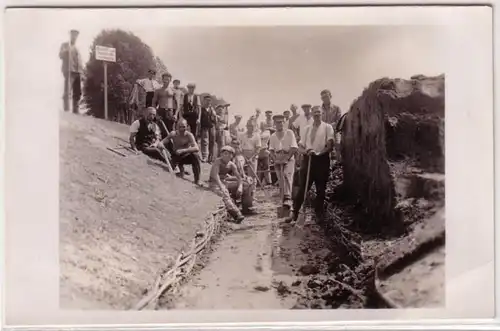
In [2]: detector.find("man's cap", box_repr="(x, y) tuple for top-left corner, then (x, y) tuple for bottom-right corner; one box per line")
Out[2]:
(220, 145), (235, 154)
(148, 68), (157, 74)
(215, 104), (224, 109)
(301, 104), (312, 109)
(320, 89), (332, 96)
(265, 110), (273, 114)
(70, 29), (79, 34)
(161, 72), (172, 77)
(202, 94), (212, 99)
(283, 110), (291, 114)
(187, 83), (196, 88)
(145, 107), (157, 114)
(273, 114), (285, 121)
(235, 114), (242, 119)
(312, 105), (321, 112)
(173, 79), (180, 83)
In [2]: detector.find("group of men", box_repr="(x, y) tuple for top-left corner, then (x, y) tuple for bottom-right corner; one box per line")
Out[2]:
(128, 82), (345, 225)
(134, 69), (230, 163)
(60, 30), (346, 225)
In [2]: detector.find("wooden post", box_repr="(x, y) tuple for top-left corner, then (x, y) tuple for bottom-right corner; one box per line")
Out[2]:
(104, 61), (108, 120)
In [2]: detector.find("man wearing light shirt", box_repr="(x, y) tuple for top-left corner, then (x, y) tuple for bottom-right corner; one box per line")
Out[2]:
(269, 114), (298, 212)
(152, 72), (177, 132)
(238, 119), (261, 179)
(292, 104), (314, 142)
(136, 68), (162, 108)
(286, 106), (335, 224)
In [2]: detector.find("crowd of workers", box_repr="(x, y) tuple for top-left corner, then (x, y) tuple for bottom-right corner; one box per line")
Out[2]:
(59, 29), (347, 225)
(128, 67), (345, 224)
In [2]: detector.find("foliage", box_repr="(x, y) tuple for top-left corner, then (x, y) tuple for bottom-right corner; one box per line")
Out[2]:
(83, 29), (157, 119)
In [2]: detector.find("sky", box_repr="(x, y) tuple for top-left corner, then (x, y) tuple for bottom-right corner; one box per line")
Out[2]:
(5, 9), (448, 123)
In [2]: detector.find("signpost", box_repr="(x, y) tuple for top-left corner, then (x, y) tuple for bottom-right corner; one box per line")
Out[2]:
(95, 45), (116, 120)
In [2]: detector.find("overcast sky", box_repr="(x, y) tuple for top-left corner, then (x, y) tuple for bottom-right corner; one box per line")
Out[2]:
(6, 9), (447, 122)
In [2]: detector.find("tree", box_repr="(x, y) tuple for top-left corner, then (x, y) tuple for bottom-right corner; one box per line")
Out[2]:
(83, 29), (157, 120)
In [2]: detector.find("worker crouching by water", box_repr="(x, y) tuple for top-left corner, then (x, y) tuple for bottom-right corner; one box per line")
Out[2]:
(209, 146), (255, 223)
(269, 114), (298, 213)
(286, 106), (335, 224)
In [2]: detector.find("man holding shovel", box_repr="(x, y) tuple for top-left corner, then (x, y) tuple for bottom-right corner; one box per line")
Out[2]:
(286, 106), (335, 224)
(269, 114), (298, 217)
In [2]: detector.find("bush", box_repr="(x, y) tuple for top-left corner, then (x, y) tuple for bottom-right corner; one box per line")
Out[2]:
(83, 29), (158, 120)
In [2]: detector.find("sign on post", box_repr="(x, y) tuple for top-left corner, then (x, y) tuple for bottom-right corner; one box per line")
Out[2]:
(95, 45), (116, 120)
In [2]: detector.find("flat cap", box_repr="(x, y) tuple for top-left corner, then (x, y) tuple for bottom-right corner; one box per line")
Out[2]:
(220, 145), (235, 154)
(301, 104), (312, 108)
(235, 114), (242, 119)
(273, 114), (285, 120)
(187, 83), (196, 88)
(312, 105), (321, 111)
(265, 110), (273, 114)
(283, 110), (291, 114)
(148, 68), (157, 73)
(70, 29), (79, 34)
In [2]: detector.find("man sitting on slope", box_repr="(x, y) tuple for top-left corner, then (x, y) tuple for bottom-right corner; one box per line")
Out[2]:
(129, 107), (170, 163)
(160, 118), (202, 185)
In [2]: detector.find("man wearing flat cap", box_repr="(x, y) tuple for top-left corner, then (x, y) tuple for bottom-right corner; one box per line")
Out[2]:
(180, 83), (200, 137)
(229, 114), (244, 140)
(136, 68), (162, 108)
(269, 114), (298, 212)
(292, 104), (314, 143)
(320, 89), (342, 162)
(59, 29), (83, 113)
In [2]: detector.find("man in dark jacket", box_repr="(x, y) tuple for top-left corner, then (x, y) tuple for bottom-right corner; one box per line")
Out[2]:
(59, 29), (83, 113)
(180, 83), (200, 137)
(129, 107), (170, 163)
(199, 95), (217, 163)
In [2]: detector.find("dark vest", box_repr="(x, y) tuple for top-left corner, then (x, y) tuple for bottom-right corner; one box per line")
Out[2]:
(136, 118), (157, 149)
(183, 93), (199, 118)
(200, 107), (217, 128)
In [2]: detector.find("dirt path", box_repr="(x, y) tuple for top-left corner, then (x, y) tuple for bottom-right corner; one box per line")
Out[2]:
(173, 192), (297, 309)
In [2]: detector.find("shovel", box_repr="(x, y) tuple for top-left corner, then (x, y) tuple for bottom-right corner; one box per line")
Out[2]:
(276, 163), (291, 219)
(294, 155), (312, 228)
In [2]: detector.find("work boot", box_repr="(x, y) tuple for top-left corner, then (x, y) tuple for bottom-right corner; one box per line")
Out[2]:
(242, 207), (258, 216)
(285, 211), (298, 224)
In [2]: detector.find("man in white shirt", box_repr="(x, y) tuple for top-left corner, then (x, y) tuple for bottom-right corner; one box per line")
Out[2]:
(292, 104), (314, 142)
(136, 68), (162, 108)
(238, 119), (261, 179)
(229, 114), (244, 140)
(287, 106), (335, 224)
(269, 114), (298, 211)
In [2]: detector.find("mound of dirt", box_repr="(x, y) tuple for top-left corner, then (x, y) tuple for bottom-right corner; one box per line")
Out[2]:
(381, 74), (445, 173)
(59, 112), (221, 310)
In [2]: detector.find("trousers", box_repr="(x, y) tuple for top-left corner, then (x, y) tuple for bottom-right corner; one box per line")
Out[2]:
(293, 153), (330, 215)
(200, 126), (216, 160)
(275, 158), (295, 207)
(63, 72), (81, 113)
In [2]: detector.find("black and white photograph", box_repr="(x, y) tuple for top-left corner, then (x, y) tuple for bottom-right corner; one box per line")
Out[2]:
(3, 5), (495, 327)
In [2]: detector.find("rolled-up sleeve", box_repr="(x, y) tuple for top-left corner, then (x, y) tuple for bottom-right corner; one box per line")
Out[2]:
(129, 120), (140, 134)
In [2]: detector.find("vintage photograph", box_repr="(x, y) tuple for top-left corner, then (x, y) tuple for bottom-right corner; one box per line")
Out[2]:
(58, 23), (446, 311)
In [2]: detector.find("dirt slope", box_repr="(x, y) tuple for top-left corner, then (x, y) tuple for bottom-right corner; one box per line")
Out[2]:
(59, 112), (221, 310)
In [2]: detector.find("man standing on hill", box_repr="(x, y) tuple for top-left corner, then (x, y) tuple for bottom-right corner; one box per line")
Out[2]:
(160, 119), (201, 185)
(199, 95), (218, 163)
(238, 119), (261, 179)
(136, 68), (161, 108)
(172, 79), (184, 119)
(320, 89), (342, 162)
(59, 29), (83, 113)
(180, 83), (200, 137)
(153, 72), (177, 132)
